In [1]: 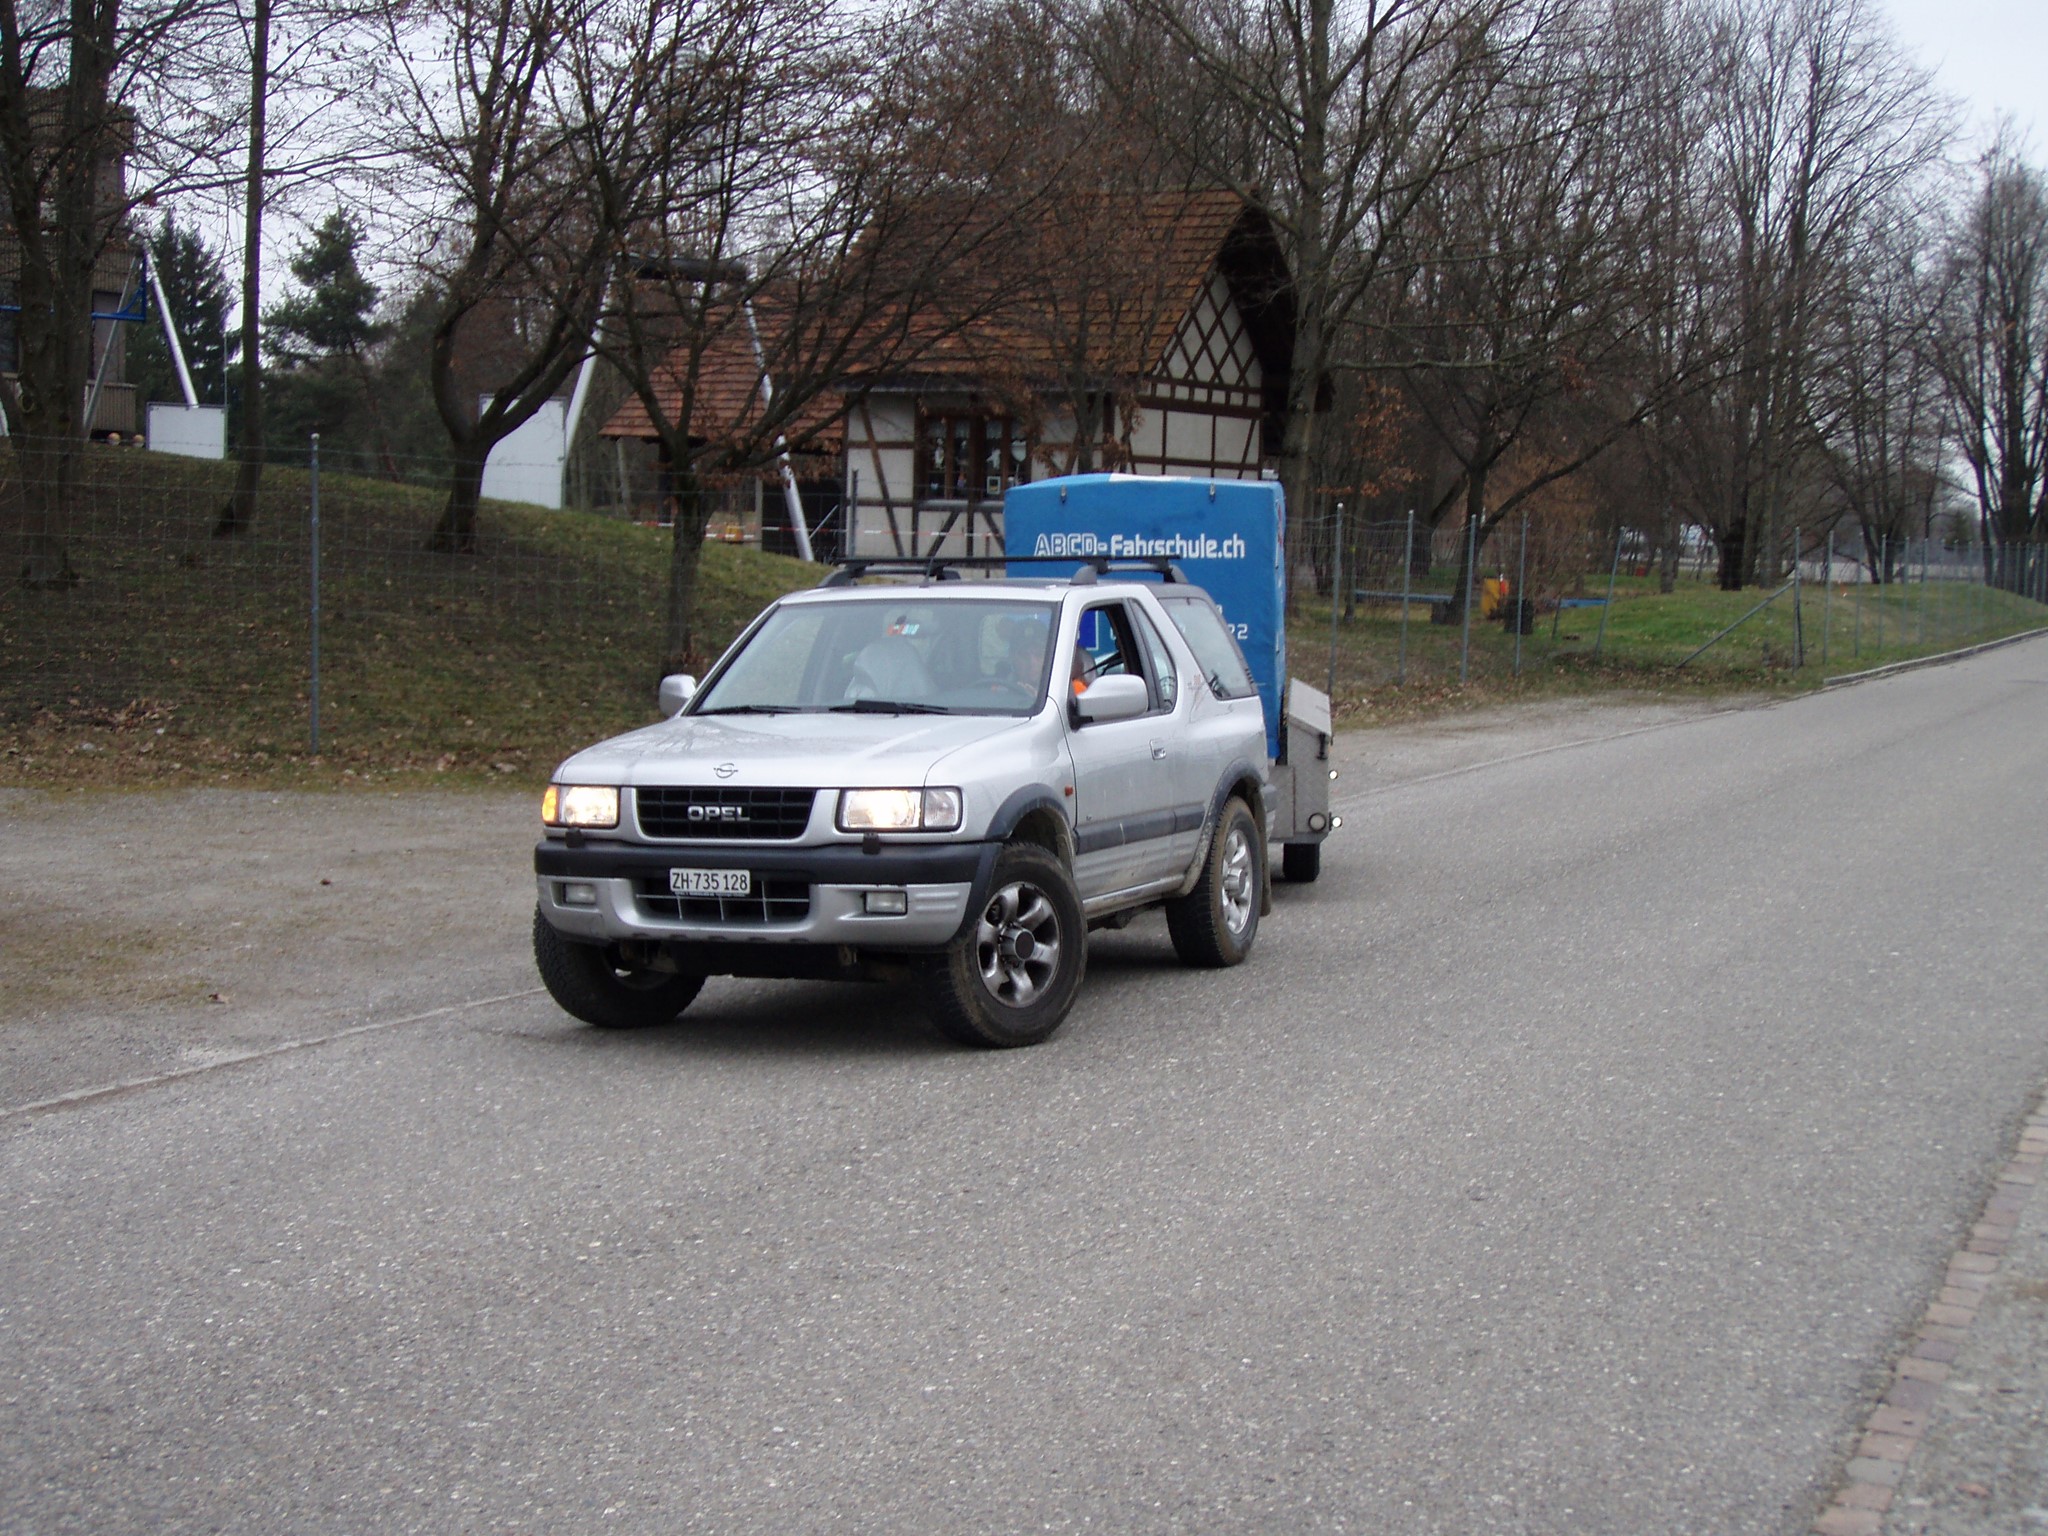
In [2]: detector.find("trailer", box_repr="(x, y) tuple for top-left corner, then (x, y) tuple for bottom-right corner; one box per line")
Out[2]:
(1003, 474), (1336, 880)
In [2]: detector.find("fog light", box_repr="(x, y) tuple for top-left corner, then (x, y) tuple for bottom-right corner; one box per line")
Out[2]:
(559, 881), (598, 907)
(1329, 768), (1339, 780)
(1307, 813), (1327, 832)
(863, 888), (909, 915)
(1331, 815), (1343, 829)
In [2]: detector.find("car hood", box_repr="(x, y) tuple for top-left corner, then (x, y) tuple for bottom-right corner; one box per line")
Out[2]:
(553, 710), (1038, 789)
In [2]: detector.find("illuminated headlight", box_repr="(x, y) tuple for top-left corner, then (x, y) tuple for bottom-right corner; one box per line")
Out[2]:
(543, 784), (619, 829)
(837, 787), (963, 833)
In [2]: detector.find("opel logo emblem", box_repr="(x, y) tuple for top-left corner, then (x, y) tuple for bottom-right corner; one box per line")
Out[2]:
(714, 762), (739, 779)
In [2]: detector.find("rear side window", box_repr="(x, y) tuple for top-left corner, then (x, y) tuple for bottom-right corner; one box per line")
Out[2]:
(1160, 595), (1257, 700)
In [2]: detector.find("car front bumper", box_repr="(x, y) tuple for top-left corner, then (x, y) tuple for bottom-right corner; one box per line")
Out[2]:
(534, 837), (999, 951)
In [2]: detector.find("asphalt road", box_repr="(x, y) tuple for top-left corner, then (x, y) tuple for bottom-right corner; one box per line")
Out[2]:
(3, 643), (2045, 1534)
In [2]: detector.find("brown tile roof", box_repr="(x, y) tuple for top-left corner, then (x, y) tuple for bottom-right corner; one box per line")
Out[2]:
(601, 301), (844, 459)
(601, 189), (1289, 445)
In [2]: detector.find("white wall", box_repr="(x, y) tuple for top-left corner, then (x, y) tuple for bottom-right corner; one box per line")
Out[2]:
(146, 403), (226, 460)
(480, 397), (567, 510)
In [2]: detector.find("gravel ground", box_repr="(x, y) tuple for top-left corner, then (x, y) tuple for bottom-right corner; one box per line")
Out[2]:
(1, 692), (1759, 1110)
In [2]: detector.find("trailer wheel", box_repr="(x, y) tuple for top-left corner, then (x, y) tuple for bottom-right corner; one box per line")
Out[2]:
(1281, 841), (1322, 883)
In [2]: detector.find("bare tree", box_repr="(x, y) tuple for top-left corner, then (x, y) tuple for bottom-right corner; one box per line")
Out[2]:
(1930, 135), (2048, 591)
(1115, 0), (1539, 524)
(579, 0), (1046, 669)
(1808, 202), (1947, 581)
(1380, 0), (1694, 617)
(1690, 0), (1949, 588)
(0, 0), (239, 584)
(378, 0), (620, 554)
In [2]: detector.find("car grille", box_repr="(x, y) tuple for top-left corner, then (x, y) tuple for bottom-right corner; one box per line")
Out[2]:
(634, 876), (811, 926)
(636, 786), (818, 840)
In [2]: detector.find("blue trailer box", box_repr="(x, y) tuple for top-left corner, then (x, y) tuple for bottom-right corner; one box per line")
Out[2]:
(1004, 475), (1289, 755)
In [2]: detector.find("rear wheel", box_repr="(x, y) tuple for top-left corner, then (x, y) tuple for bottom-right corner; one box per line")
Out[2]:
(922, 844), (1086, 1048)
(533, 908), (704, 1029)
(1281, 840), (1322, 883)
(1167, 798), (1261, 967)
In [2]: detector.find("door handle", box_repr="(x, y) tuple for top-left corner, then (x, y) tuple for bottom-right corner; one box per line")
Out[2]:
(1150, 740), (1167, 760)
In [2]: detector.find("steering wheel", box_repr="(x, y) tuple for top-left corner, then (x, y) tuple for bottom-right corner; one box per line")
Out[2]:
(980, 677), (1038, 704)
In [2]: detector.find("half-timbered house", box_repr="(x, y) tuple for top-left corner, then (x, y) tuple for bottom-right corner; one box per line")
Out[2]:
(600, 189), (1297, 559)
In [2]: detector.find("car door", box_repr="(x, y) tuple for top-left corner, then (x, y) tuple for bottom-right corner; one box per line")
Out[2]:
(1126, 600), (1210, 878)
(1062, 599), (1180, 899)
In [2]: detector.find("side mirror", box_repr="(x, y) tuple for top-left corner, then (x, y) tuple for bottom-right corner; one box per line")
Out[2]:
(1072, 673), (1149, 724)
(657, 673), (697, 716)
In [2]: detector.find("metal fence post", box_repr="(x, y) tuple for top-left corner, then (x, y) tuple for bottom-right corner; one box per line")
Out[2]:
(1327, 498), (1343, 703)
(1459, 511), (1476, 683)
(1399, 510), (1413, 687)
(1791, 526), (1804, 668)
(1514, 510), (1528, 677)
(1918, 536), (1927, 645)
(1593, 524), (1622, 656)
(309, 432), (322, 758)
(1821, 529), (1832, 668)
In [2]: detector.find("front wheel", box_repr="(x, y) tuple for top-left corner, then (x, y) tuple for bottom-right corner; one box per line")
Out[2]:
(922, 844), (1086, 1048)
(533, 908), (705, 1029)
(1166, 798), (1262, 967)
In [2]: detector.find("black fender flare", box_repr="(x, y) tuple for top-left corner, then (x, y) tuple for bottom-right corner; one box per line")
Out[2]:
(985, 785), (1077, 864)
(954, 786), (1077, 938)
(1183, 757), (1273, 913)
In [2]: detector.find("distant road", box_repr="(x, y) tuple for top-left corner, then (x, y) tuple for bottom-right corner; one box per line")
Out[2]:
(4, 638), (2044, 1534)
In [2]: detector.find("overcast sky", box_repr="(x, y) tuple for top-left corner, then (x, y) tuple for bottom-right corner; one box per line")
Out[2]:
(1880, 0), (2048, 150)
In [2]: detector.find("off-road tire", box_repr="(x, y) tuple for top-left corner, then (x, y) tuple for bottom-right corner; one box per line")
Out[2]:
(922, 843), (1086, 1048)
(1281, 840), (1322, 883)
(532, 907), (705, 1029)
(1166, 798), (1262, 967)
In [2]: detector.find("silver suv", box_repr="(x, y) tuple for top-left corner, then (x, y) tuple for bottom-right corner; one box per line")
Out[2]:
(532, 562), (1271, 1047)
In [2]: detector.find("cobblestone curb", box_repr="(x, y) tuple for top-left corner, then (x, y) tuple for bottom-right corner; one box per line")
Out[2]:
(1811, 1091), (2048, 1536)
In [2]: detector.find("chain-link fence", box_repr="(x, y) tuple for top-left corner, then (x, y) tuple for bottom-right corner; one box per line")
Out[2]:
(1294, 509), (2048, 715)
(0, 438), (825, 771)
(6, 443), (2046, 769)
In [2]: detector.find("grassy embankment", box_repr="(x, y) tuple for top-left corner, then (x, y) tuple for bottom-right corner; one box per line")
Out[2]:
(4, 446), (2043, 787)
(0, 448), (813, 789)
(1303, 564), (2048, 726)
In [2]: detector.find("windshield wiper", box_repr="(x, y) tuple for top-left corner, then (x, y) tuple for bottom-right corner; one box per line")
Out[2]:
(694, 703), (801, 715)
(825, 699), (954, 715)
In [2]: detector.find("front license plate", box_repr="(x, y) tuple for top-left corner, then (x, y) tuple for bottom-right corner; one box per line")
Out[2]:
(670, 867), (752, 897)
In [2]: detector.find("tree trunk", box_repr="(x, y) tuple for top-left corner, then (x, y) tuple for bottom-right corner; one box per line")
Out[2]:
(1717, 521), (1746, 591)
(662, 456), (713, 674)
(217, 0), (270, 539)
(9, 436), (82, 590)
(430, 442), (489, 554)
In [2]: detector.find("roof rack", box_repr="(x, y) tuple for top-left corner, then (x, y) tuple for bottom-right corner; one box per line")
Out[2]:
(817, 555), (1189, 589)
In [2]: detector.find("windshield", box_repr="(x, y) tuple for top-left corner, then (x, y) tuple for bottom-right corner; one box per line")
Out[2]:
(693, 598), (1059, 716)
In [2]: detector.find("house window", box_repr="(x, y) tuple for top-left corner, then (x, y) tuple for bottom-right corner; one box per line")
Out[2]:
(920, 412), (1030, 501)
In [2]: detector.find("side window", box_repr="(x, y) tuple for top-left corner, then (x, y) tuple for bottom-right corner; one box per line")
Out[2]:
(1073, 604), (1135, 690)
(1073, 601), (1175, 715)
(1131, 607), (1179, 712)
(1160, 596), (1258, 699)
